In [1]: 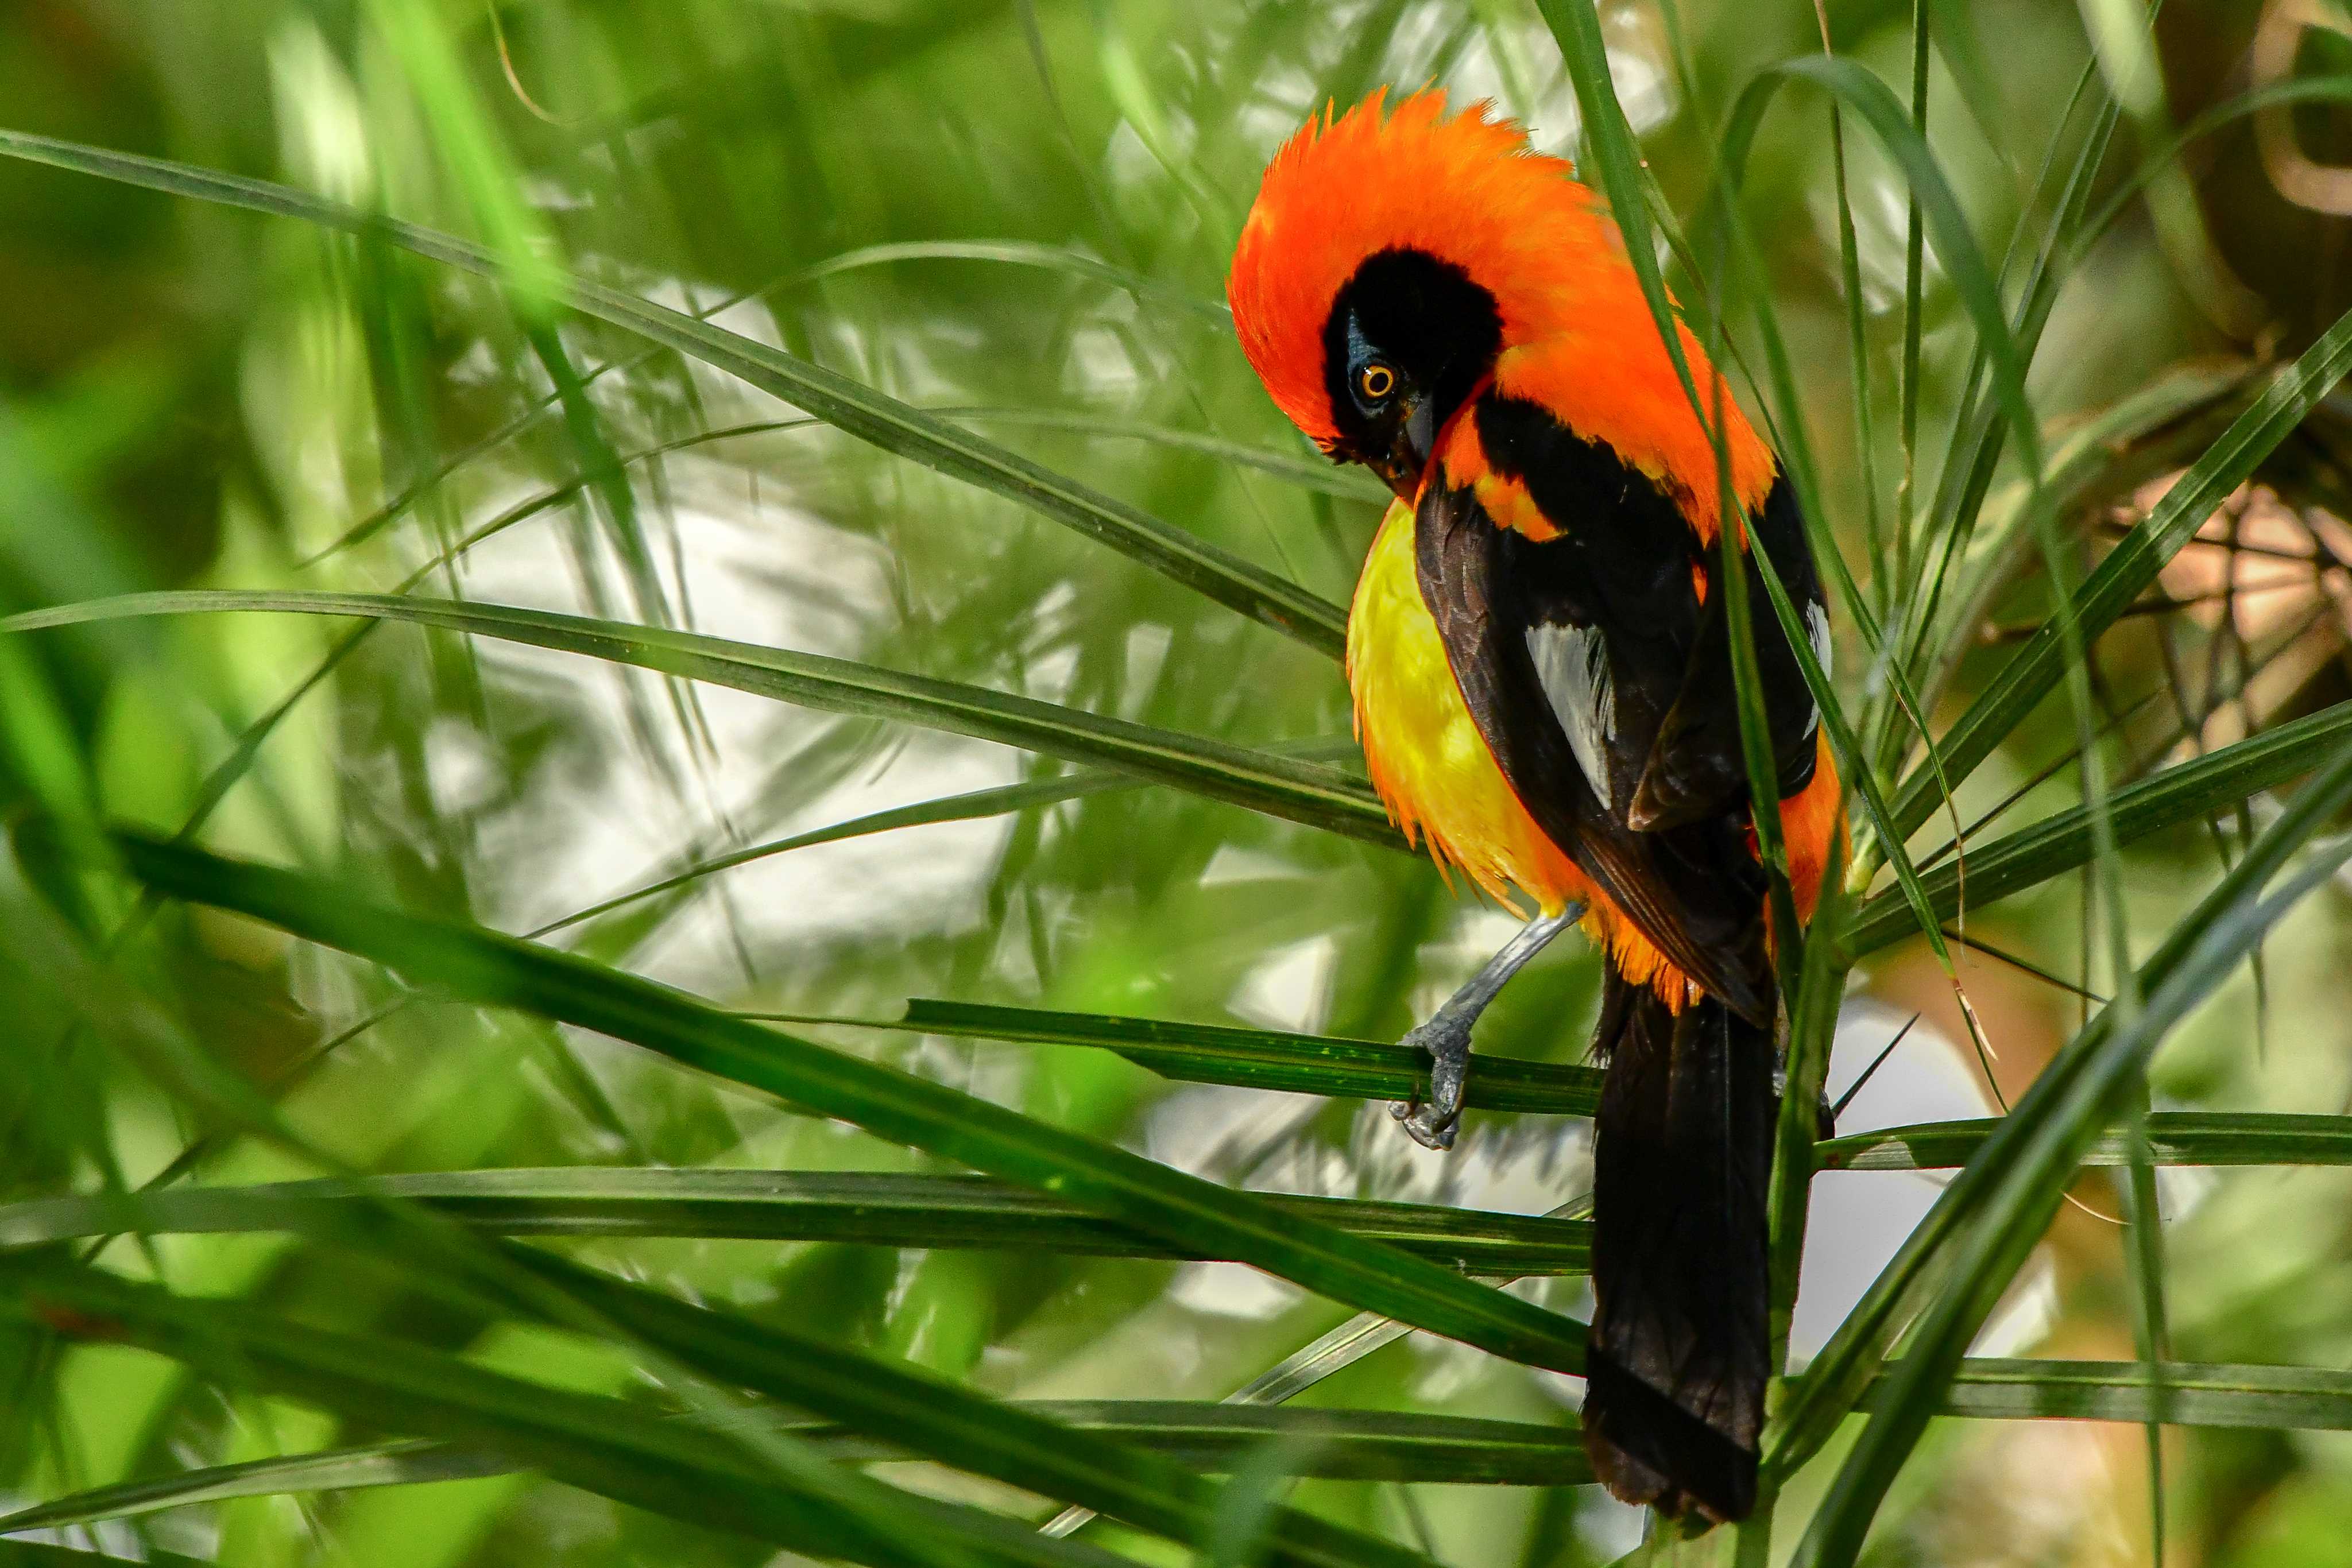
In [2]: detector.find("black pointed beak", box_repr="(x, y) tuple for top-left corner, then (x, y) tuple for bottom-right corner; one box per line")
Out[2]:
(1366, 395), (1438, 502)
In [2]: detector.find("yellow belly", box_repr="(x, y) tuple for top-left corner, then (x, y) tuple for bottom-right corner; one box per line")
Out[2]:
(1346, 500), (1586, 919)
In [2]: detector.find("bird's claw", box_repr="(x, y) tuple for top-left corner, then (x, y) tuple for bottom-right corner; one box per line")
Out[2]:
(1391, 1018), (1472, 1151)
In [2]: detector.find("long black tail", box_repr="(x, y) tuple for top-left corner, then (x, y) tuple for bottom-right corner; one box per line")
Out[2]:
(1580, 969), (1775, 1523)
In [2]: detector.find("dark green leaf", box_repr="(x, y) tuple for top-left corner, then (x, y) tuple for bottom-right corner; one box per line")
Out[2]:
(0, 1170), (1591, 1275)
(0, 130), (1348, 656)
(901, 1000), (1602, 1114)
(88, 828), (1590, 1375)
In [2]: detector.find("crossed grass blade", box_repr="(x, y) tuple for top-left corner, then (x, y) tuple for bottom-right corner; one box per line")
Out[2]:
(0, 1407), (1592, 1542)
(1, 591), (1393, 847)
(898, 999), (1601, 1113)
(0, 1170), (1592, 1276)
(1785, 746), (2352, 1565)
(1890, 301), (2352, 838)
(0, 1260), (1123, 1568)
(1845, 697), (2352, 954)
(81, 826), (1589, 1375)
(0, 129), (1348, 657)
(1819, 1111), (2352, 1170)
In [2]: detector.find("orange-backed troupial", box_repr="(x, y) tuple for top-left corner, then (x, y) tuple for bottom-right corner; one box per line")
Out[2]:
(1227, 89), (1844, 1523)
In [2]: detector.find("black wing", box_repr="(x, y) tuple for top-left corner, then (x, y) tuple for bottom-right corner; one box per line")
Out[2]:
(1414, 403), (1774, 1023)
(1628, 473), (1828, 831)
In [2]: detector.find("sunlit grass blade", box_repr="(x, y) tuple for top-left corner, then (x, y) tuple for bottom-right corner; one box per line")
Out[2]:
(1845, 698), (2352, 954)
(91, 827), (1590, 1374)
(1907, 1359), (2352, 1428)
(478, 1247), (1442, 1568)
(2, 591), (1393, 846)
(1789, 752), (2352, 1566)
(1818, 1112), (2352, 1170)
(0, 1439), (496, 1535)
(19, 1357), (2352, 1544)
(899, 1000), (1601, 1114)
(0, 1170), (1592, 1276)
(1773, 744), (2352, 1484)
(1890, 304), (2352, 837)
(0, 1406), (1592, 1542)
(0, 1259), (1114, 1568)
(0, 129), (1348, 656)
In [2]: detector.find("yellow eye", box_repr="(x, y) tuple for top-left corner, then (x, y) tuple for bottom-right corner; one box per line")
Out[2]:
(1357, 363), (1396, 401)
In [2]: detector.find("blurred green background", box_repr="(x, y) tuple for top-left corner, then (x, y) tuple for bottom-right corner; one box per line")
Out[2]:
(5, 1), (2352, 1563)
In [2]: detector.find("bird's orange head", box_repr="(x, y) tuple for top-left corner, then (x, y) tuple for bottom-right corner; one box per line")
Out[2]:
(1228, 88), (1622, 501)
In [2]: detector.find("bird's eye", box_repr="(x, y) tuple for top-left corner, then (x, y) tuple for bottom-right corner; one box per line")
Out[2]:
(1357, 363), (1396, 402)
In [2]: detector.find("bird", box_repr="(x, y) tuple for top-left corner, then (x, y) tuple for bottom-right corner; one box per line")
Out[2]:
(1226, 88), (1845, 1523)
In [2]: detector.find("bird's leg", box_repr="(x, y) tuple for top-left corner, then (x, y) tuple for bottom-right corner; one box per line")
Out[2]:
(1392, 903), (1584, 1151)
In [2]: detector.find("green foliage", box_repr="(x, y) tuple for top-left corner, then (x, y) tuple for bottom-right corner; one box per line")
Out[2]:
(4, 2), (2352, 1566)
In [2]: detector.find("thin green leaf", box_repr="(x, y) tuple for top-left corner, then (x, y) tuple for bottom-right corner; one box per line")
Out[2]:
(1845, 698), (2352, 955)
(478, 1247), (1442, 1568)
(899, 1000), (1601, 1115)
(0, 1170), (1591, 1276)
(1792, 757), (2352, 1566)
(1818, 1112), (2352, 1171)
(1, 591), (1395, 846)
(1908, 1358), (2352, 1429)
(90, 828), (1591, 1374)
(1773, 747), (2352, 1485)
(0, 1261), (1115, 1568)
(0, 1406), (1589, 1542)
(1889, 305), (2352, 838)
(0, 129), (1348, 655)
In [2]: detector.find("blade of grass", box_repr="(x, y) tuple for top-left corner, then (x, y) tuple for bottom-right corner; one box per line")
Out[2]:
(86, 827), (1591, 1374)
(1817, 1111), (2352, 1170)
(1846, 697), (2352, 954)
(20, 1355), (2352, 1543)
(1773, 745), (2352, 1482)
(1785, 749), (2352, 1561)
(0, 1170), (1592, 1275)
(1890, 305), (2352, 839)
(0, 1261), (1121, 1568)
(1, 591), (1395, 847)
(0, 1407), (1593, 1543)
(474, 1246), (1445, 1568)
(898, 1000), (1601, 1114)
(0, 129), (1348, 655)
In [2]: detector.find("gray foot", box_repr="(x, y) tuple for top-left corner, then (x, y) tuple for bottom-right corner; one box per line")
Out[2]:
(1391, 1016), (1474, 1151)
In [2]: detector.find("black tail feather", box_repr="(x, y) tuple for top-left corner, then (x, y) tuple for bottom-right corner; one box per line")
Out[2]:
(1580, 970), (1775, 1524)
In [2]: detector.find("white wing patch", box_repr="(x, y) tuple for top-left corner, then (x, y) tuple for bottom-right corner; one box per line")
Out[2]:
(1525, 622), (1616, 807)
(1801, 602), (1832, 737)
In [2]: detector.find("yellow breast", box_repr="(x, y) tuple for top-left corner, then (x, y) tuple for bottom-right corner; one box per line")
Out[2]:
(1345, 500), (1584, 918)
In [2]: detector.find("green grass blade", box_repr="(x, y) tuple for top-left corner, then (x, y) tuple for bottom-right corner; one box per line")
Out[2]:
(2, 591), (1394, 846)
(0, 1406), (1591, 1540)
(0, 1170), (1592, 1275)
(1890, 306), (2352, 837)
(20, 1357), (2352, 1542)
(1846, 698), (2352, 954)
(1773, 745), (2352, 1486)
(899, 1000), (1601, 1114)
(1819, 1112), (2352, 1170)
(1791, 757), (2352, 1566)
(1712, 56), (2042, 477)
(479, 1247), (1441, 1568)
(0, 1439), (495, 1534)
(90, 828), (1590, 1374)
(0, 1261), (1105, 1568)
(1908, 1359), (2352, 1429)
(0, 129), (1348, 656)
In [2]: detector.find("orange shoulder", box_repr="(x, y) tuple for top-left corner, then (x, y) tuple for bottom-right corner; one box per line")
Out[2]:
(1490, 330), (1775, 544)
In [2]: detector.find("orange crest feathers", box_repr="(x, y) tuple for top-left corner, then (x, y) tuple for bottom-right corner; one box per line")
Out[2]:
(1228, 88), (1778, 529)
(1227, 88), (1601, 443)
